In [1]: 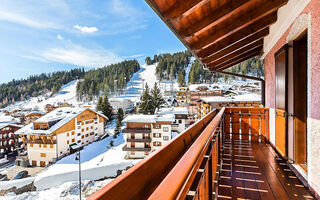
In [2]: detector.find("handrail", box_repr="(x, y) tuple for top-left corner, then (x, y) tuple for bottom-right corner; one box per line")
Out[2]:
(88, 109), (218, 200)
(148, 108), (225, 199)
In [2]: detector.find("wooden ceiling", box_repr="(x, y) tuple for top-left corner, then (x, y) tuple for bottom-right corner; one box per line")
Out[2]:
(146, 0), (288, 71)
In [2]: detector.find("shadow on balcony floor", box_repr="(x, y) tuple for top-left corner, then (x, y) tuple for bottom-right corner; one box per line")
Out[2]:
(218, 139), (314, 200)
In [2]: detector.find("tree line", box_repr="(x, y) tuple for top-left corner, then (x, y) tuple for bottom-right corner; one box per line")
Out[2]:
(145, 51), (193, 81)
(188, 56), (265, 84)
(0, 69), (85, 108)
(76, 60), (140, 101)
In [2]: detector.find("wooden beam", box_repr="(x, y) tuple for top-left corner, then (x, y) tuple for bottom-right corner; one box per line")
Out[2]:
(209, 52), (260, 71)
(178, 0), (250, 37)
(189, 2), (282, 50)
(208, 46), (262, 69)
(162, 0), (204, 18)
(197, 27), (269, 58)
(203, 39), (263, 65)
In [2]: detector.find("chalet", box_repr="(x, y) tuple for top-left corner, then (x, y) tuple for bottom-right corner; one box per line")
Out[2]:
(89, 0), (320, 199)
(16, 108), (108, 167)
(0, 124), (22, 154)
(25, 111), (45, 124)
(122, 114), (174, 159)
(109, 98), (135, 113)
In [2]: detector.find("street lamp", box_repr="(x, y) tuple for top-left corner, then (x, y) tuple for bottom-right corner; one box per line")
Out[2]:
(75, 149), (81, 200)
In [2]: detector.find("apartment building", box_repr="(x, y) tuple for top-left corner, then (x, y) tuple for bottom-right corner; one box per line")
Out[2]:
(0, 124), (22, 153)
(122, 114), (174, 159)
(15, 107), (108, 167)
(156, 107), (188, 133)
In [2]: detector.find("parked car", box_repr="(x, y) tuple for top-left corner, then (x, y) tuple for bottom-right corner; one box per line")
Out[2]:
(7, 150), (18, 157)
(13, 170), (28, 180)
(0, 174), (8, 181)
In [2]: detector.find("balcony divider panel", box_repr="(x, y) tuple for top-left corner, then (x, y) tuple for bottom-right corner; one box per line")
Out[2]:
(231, 108), (240, 140)
(250, 108), (260, 141)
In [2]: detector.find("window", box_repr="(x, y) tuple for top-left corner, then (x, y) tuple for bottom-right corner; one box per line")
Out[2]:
(81, 122), (84, 125)
(86, 127), (89, 131)
(144, 125), (149, 129)
(179, 120), (182, 124)
(72, 131), (75, 135)
(72, 138), (75, 143)
(40, 153), (46, 157)
(81, 129), (84, 132)
(67, 133), (69, 137)
(81, 135), (84, 139)
(67, 140), (69, 144)
(163, 136), (169, 141)
(91, 126), (93, 129)
(153, 133), (161, 138)
(77, 126), (81, 129)
(153, 141), (161, 146)
(86, 121), (89, 124)
(85, 134), (89, 137)
(163, 127), (169, 132)
(43, 144), (47, 148)
(155, 124), (160, 129)
(30, 143), (33, 147)
(39, 144), (42, 148)
(131, 151), (135, 155)
(50, 145), (53, 148)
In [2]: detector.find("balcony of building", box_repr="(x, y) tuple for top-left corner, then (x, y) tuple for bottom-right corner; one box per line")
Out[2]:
(126, 137), (152, 143)
(122, 146), (151, 152)
(88, 108), (315, 200)
(122, 128), (151, 134)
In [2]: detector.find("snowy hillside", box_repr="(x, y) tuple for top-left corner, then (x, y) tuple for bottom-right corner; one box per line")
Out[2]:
(3, 80), (79, 112)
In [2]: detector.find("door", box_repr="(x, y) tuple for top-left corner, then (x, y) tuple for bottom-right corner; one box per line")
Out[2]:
(275, 44), (288, 158)
(293, 32), (308, 168)
(40, 161), (45, 167)
(32, 160), (37, 166)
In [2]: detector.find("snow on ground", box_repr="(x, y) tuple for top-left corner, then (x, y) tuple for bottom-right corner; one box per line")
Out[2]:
(3, 80), (79, 112)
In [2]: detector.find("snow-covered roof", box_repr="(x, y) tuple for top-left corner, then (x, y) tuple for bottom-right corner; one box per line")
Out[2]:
(16, 107), (108, 136)
(26, 111), (45, 116)
(201, 96), (233, 103)
(0, 123), (22, 130)
(0, 116), (19, 124)
(123, 114), (175, 123)
(156, 107), (188, 115)
(201, 94), (261, 103)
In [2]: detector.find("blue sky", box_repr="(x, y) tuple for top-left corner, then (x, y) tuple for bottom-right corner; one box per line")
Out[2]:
(0, 0), (186, 83)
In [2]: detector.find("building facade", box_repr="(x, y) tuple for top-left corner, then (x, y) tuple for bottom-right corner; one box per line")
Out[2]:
(156, 107), (188, 133)
(0, 124), (21, 153)
(16, 108), (107, 167)
(122, 114), (174, 159)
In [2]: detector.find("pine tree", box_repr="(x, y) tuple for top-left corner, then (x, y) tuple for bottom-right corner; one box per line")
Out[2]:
(96, 96), (103, 111)
(178, 70), (186, 87)
(102, 95), (113, 120)
(150, 83), (165, 114)
(145, 57), (152, 65)
(138, 83), (153, 114)
(117, 108), (124, 122)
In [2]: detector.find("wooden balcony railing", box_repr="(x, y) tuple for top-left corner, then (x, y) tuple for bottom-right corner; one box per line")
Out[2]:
(126, 137), (152, 142)
(88, 108), (221, 200)
(224, 107), (269, 141)
(122, 128), (151, 133)
(88, 106), (315, 200)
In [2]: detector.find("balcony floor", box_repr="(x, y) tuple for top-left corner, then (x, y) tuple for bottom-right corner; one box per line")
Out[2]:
(218, 139), (314, 200)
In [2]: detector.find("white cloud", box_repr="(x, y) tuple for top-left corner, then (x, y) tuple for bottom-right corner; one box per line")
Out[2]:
(74, 25), (98, 33)
(39, 43), (121, 67)
(57, 34), (64, 40)
(0, 9), (59, 29)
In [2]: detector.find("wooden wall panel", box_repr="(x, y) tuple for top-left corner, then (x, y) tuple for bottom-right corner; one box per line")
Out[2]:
(52, 118), (75, 135)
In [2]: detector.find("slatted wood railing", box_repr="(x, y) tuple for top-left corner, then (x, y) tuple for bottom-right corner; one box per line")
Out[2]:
(88, 108), (225, 200)
(224, 107), (269, 141)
